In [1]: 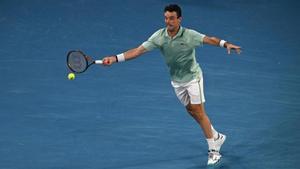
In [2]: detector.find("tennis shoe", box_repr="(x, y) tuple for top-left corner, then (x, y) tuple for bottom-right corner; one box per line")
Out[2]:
(214, 133), (226, 152)
(207, 150), (222, 166)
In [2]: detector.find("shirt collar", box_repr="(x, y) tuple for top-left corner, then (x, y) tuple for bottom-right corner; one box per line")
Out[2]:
(165, 26), (183, 39)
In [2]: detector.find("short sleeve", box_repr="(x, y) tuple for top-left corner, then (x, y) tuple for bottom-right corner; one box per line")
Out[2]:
(188, 29), (206, 47)
(142, 29), (162, 51)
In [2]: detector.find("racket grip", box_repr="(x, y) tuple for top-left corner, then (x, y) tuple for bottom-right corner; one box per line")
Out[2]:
(95, 60), (103, 64)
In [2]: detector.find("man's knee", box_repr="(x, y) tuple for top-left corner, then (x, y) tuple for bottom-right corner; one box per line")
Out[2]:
(186, 104), (193, 114)
(186, 103), (206, 117)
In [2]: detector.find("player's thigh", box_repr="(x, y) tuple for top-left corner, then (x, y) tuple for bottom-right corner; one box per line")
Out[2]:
(173, 86), (189, 106)
(187, 79), (205, 105)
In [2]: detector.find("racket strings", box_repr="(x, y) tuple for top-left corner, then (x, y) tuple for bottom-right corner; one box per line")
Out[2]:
(68, 51), (88, 73)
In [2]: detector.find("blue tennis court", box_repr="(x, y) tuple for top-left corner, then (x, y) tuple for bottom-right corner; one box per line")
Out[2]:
(1, 0), (299, 168)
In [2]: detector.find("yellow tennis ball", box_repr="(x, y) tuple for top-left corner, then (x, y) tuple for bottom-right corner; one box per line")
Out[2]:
(68, 73), (75, 80)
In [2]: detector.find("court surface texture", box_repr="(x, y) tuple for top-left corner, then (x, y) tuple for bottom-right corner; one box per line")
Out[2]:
(0, 0), (299, 169)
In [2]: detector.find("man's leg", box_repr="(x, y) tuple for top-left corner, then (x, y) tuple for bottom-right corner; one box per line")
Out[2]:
(172, 77), (225, 165)
(185, 102), (226, 149)
(185, 103), (213, 139)
(185, 103), (225, 165)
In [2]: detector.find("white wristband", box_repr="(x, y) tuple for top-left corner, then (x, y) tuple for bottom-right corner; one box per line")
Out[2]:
(219, 40), (227, 48)
(116, 53), (125, 62)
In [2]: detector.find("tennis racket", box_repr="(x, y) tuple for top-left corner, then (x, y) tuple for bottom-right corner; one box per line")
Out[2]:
(66, 50), (103, 74)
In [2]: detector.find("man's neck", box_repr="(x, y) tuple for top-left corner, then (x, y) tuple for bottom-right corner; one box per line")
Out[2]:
(167, 26), (180, 38)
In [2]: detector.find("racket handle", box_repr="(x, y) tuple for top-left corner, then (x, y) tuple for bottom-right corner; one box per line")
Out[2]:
(95, 60), (103, 64)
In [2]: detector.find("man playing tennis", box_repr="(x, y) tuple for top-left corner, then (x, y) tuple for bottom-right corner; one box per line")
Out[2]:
(102, 4), (241, 166)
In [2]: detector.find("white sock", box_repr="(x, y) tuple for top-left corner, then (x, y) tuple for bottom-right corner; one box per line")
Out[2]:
(206, 138), (216, 151)
(211, 125), (219, 139)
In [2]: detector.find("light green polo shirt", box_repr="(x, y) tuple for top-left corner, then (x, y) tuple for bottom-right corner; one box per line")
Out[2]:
(142, 26), (206, 83)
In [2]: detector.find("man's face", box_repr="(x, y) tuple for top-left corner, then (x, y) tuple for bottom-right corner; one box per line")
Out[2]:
(164, 11), (181, 32)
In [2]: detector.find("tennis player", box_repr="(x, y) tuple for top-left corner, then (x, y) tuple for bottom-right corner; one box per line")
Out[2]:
(102, 4), (241, 166)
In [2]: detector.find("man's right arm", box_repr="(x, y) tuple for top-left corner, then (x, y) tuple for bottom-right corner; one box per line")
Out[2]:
(102, 45), (148, 66)
(102, 29), (161, 65)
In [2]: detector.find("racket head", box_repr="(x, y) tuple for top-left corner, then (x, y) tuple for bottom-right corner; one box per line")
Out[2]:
(67, 50), (89, 73)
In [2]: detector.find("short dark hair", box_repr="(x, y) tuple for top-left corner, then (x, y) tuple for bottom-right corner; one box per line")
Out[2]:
(164, 4), (182, 18)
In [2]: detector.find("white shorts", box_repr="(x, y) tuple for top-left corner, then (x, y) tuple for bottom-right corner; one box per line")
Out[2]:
(171, 76), (205, 106)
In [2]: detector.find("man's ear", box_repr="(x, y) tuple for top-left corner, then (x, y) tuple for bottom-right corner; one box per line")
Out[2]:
(178, 16), (182, 22)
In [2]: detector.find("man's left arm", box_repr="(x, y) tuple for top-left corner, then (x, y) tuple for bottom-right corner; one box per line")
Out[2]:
(203, 36), (242, 54)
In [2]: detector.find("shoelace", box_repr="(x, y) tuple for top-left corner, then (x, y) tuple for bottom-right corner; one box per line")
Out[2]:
(214, 133), (221, 141)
